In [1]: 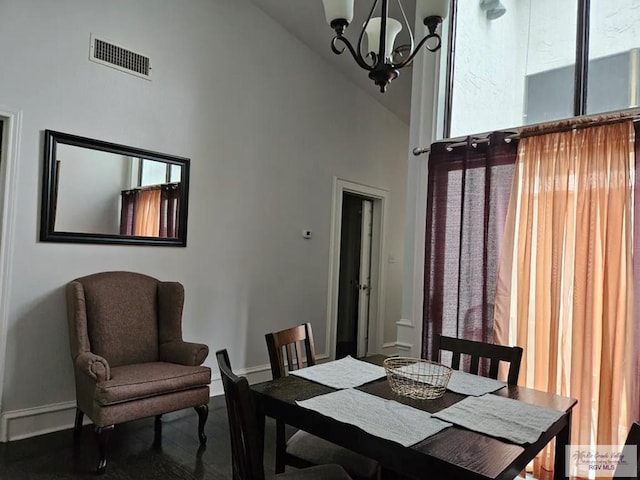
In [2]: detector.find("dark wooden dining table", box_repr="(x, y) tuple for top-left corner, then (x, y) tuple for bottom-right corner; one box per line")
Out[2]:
(250, 355), (577, 480)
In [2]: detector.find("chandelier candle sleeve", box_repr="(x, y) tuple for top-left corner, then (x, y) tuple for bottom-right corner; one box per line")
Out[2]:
(321, 0), (449, 92)
(417, 0), (448, 20)
(322, 0), (354, 30)
(365, 17), (403, 61)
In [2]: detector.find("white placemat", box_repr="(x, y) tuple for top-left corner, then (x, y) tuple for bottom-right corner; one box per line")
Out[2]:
(446, 370), (506, 396)
(290, 356), (386, 389)
(297, 388), (451, 447)
(432, 394), (564, 444)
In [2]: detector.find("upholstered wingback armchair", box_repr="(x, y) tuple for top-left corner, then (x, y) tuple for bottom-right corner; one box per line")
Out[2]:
(66, 271), (211, 473)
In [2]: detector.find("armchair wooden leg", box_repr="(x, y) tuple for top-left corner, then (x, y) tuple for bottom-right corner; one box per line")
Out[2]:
(73, 408), (84, 441)
(154, 414), (162, 446)
(95, 425), (114, 474)
(194, 405), (208, 444)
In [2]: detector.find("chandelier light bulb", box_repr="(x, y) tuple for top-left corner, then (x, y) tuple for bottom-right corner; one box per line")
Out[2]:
(322, 0), (447, 92)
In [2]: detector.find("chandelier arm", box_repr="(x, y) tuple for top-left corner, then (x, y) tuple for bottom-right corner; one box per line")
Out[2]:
(423, 32), (442, 53)
(331, 36), (375, 71)
(392, 33), (441, 69)
(396, 0), (414, 53)
(357, 0), (380, 67)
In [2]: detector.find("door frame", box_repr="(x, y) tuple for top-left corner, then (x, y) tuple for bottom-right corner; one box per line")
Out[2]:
(327, 178), (388, 360)
(0, 108), (20, 431)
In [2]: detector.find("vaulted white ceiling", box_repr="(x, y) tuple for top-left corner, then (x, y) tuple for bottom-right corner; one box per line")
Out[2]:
(248, 0), (415, 124)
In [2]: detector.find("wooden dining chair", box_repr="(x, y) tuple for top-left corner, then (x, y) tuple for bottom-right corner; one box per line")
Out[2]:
(266, 323), (317, 379)
(614, 421), (640, 479)
(215, 349), (352, 480)
(265, 323), (381, 480)
(432, 334), (523, 385)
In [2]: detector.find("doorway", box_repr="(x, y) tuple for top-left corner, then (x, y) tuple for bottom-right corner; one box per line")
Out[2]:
(336, 193), (373, 358)
(327, 178), (388, 361)
(0, 110), (19, 441)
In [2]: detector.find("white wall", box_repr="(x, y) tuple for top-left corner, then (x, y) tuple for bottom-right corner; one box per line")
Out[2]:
(0, 0), (408, 437)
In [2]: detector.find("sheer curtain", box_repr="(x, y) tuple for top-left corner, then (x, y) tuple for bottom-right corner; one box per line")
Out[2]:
(134, 188), (162, 237)
(422, 132), (518, 361)
(495, 120), (636, 479)
(633, 122), (640, 425)
(120, 184), (180, 238)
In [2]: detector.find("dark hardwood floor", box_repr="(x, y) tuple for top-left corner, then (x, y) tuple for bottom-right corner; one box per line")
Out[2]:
(0, 395), (278, 479)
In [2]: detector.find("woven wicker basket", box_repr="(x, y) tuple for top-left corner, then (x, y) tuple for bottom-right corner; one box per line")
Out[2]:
(383, 357), (452, 400)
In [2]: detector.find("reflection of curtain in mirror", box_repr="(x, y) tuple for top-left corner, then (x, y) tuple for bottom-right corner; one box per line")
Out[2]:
(120, 190), (138, 235)
(134, 188), (162, 237)
(120, 184), (180, 237)
(160, 184), (180, 238)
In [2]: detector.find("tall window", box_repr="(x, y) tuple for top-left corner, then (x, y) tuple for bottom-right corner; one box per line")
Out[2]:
(586, 0), (640, 115)
(138, 158), (181, 187)
(444, 0), (640, 138)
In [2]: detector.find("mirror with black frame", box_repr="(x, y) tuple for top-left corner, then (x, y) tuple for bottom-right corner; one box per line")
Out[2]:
(40, 130), (190, 246)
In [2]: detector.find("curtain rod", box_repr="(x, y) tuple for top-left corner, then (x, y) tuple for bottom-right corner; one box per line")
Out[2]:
(412, 133), (518, 156)
(121, 182), (180, 194)
(412, 114), (640, 156)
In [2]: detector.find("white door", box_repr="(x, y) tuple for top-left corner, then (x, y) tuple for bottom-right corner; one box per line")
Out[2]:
(356, 199), (373, 356)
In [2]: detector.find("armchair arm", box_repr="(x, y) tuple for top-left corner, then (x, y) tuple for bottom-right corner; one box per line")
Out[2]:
(75, 351), (111, 382)
(160, 341), (209, 366)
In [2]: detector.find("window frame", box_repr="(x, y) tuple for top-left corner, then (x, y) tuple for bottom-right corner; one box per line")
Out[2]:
(442, 0), (593, 139)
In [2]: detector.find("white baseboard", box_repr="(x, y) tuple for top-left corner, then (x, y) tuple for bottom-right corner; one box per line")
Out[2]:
(0, 350), (369, 443)
(0, 361), (276, 443)
(0, 400), (84, 443)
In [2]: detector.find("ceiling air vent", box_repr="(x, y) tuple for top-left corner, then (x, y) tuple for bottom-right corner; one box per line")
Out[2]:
(89, 34), (151, 80)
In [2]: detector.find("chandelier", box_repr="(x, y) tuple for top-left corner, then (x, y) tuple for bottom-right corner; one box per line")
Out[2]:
(321, 0), (449, 92)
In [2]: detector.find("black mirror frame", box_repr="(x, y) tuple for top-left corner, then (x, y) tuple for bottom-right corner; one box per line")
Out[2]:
(40, 130), (190, 247)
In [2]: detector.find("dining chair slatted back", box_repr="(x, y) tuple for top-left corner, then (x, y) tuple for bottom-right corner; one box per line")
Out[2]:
(216, 349), (265, 480)
(432, 334), (523, 386)
(264, 324), (380, 479)
(265, 323), (316, 379)
(217, 348), (353, 480)
(265, 323), (316, 472)
(614, 421), (640, 479)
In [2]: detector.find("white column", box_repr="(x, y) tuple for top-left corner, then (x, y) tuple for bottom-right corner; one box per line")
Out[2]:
(396, 15), (443, 358)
